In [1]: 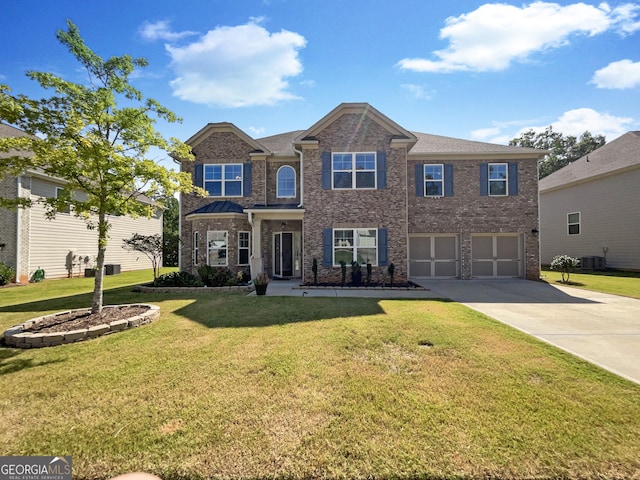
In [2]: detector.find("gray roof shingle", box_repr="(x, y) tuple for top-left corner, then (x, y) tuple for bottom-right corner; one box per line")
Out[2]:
(539, 131), (640, 191)
(187, 200), (244, 215)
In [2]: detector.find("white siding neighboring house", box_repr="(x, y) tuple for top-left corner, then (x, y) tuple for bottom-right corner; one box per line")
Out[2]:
(0, 123), (162, 283)
(539, 131), (640, 271)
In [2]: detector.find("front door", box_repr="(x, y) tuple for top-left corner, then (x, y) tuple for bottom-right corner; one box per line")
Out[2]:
(274, 232), (294, 278)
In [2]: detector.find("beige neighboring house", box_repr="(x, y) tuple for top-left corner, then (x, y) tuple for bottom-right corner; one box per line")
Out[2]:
(178, 103), (544, 284)
(539, 131), (640, 271)
(0, 123), (162, 283)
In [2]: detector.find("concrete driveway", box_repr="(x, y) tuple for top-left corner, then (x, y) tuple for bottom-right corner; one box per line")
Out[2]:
(413, 279), (640, 385)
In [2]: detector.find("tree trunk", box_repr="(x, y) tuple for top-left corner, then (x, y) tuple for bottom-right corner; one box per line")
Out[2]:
(91, 212), (109, 314)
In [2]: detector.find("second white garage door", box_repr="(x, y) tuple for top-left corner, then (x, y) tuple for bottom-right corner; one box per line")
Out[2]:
(471, 234), (522, 277)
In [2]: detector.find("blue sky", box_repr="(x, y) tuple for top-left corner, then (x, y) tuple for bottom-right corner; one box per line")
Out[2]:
(1, 0), (639, 169)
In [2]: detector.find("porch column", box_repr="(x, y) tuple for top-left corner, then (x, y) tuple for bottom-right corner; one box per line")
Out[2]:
(250, 217), (264, 278)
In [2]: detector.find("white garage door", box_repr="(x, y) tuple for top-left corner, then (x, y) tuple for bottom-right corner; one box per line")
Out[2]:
(409, 235), (459, 278)
(471, 234), (522, 277)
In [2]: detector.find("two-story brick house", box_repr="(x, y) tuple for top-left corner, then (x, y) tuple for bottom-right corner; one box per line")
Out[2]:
(178, 103), (543, 284)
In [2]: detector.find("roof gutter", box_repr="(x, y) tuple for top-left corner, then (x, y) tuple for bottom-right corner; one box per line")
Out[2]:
(293, 145), (304, 208)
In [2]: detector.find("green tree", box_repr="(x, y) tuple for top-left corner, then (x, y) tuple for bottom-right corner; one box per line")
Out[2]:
(162, 195), (179, 267)
(0, 20), (198, 313)
(510, 126), (605, 179)
(122, 233), (163, 280)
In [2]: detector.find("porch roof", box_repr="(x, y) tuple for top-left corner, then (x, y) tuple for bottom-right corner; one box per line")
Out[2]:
(186, 200), (244, 216)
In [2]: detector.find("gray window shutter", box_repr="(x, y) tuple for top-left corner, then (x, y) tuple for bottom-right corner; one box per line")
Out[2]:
(508, 162), (518, 196)
(444, 164), (454, 197)
(378, 228), (388, 266)
(322, 152), (331, 190)
(243, 163), (252, 197)
(415, 164), (424, 197)
(322, 228), (333, 266)
(377, 151), (387, 189)
(480, 163), (488, 196)
(195, 164), (203, 188)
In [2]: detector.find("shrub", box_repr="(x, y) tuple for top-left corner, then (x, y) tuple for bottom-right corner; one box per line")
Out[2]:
(550, 254), (580, 283)
(0, 262), (15, 286)
(154, 271), (203, 287)
(198, 265), (234, 287)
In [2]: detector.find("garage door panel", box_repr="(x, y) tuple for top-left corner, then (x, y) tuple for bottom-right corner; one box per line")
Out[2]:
(409, 237), (430, 259)
(497, 261), (520, 276)
(497, 236), (519, 258)
(472, 236), (493, 259)
(435, 236), (456, 259)
(435, 261), (457, 277)
(409, 261), (431, 277)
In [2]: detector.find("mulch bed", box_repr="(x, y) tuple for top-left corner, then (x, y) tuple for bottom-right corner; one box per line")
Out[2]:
(26, 305), (150, 334)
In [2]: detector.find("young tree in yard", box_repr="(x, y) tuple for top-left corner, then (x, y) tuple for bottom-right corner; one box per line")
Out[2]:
(0, 20), (198, 313)
(510, 126), (606, 179)
(122, 234), (163, 281)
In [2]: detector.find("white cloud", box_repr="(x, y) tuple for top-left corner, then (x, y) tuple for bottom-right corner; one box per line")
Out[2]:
(398, 2), (640, 73)
(166, 19), (307, 107)
(515, 108), (634, 140)
(139, 20), (198, 42)
(592, 59), (640, 88)
(247, 126), (266, 136)
(400, 83), (434, 100)
(474, 108), (635, 143)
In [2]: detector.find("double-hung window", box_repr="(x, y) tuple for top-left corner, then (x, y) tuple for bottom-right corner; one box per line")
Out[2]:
(488, 163), (508, 196)
(333, 152), (376, 189)
(568, 212), (581, 235)
(204, 164), (243, 197)
(192, 231), (200, 266)
(333, 228), (378, 266)
(238, 231), (250, 265)
(424, 164), (444, 196)
(207, 231), (228, 266)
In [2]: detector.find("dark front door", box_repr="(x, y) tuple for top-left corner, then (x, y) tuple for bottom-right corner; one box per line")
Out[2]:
(274, 232), (293, 277)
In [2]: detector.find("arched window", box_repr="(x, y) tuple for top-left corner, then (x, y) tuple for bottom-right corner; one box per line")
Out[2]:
(277, 166), (296, 198)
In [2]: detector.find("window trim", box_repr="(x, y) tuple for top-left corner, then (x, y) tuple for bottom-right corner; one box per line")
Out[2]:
(332, 152), (377, 190)
(568, 212), (581, 236)
(488, 163), (508, 196)
(203, 164), (243, 198)
(238, 231), (250, 266)
(207, 230), (228, 266)
(424, 164), (444, 197)
(276, 165), (296, 198)
(332, 228), (378, 267)
(192, 231), (200, 266)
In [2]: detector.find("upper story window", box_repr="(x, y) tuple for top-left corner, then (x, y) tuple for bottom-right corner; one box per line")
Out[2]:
(333, 152), (376, 189)
(424, 164), (444, 196)
(488, 163), (508, 196)
(568, 212), (581, 235)
(204, 164), (243, 197)
(277, 166), (296, 198)
(55, 187), (71, 214)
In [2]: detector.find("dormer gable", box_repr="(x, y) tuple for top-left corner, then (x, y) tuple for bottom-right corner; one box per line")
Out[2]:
(293, 103), (417, 149)
(185, 122), (270, 157)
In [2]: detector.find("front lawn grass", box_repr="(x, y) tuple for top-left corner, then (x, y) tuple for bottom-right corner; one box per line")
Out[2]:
(1, 271), (639, 480)
(542, 267), (640, 299)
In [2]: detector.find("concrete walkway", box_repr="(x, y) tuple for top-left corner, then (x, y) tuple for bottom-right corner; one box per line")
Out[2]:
(260, 278), (640, 385)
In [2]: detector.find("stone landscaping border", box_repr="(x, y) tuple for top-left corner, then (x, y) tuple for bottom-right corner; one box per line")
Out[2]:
(132, 285), (253, 294)
(3, 303), (160, 349)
